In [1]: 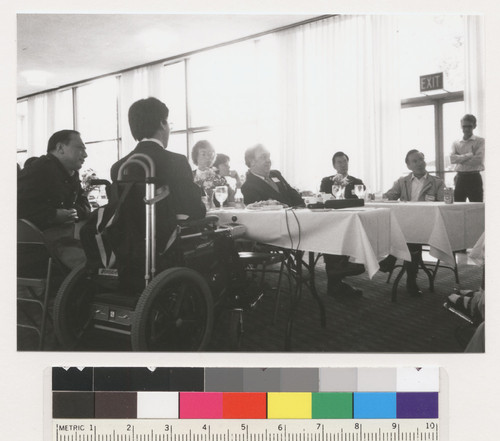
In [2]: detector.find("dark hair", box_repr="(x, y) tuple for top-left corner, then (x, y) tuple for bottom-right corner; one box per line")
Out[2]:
(213, 153), (230, 169)
(23, 156), (39, 168)
(47, 130), (80, 153)
(128, 97), (169, 141)
(405, 149), (422, 164)
(244, 144), (265, 168)
(461, 114), (477, 126)
(191, 140), (214, 166)
(332, 151), (349, 167)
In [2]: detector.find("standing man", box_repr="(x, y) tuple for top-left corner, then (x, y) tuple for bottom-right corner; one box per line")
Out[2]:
(241, 144), (304, 207)
(18, 129), (91, 269)
(450, 114), (484, 202)
(319, 151), (365, 198)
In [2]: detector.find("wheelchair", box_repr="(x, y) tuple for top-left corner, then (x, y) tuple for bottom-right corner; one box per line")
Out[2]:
(53, 153), (248, 351)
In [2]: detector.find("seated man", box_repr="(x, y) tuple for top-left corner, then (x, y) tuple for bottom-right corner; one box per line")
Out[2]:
(18, 129), (91, 269)
(320, 151), (365, 297)
(241, 144), (304, 207)
(380, 149), (445, 296)
(241, 145), (362, 298)
(320, 151), (365, 198)
(110, 97), (206, 223)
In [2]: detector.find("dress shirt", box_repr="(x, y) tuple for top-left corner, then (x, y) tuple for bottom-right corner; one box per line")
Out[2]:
(450, 135), (485, 172)
(410, 173), (427, 202)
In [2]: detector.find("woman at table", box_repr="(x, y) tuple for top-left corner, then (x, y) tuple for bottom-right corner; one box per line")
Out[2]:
(191, 140), (226, 203)
(213, 153), (241, 205)
(379, 149), (444, 297)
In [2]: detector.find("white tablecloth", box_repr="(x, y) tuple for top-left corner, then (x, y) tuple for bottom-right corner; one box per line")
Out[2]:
(368, 202), (485, 266)
(213, 207), (410, 278)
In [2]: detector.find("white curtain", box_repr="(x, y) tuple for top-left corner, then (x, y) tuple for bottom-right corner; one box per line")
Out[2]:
(464, 15), (485, 135)
(270, 15), (401, 193)
(118, 63), (165, 157)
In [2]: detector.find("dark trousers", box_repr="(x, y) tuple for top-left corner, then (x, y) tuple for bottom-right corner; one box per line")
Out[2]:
(454, 172), (483, 202)
(405, 244), (422, 286)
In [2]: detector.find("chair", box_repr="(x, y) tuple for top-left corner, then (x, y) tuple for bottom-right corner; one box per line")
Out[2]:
(17, 219), (65, 350)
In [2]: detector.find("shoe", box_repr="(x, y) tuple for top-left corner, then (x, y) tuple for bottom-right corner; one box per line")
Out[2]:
(406, 282), (422, 297)
(379, 255), (397, 273)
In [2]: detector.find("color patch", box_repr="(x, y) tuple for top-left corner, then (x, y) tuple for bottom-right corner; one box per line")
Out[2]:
(354, 393), (396, 419)
(206, 368), (244, 391)
(53, 392), (94, 418)
(137, 392), (179, 418)
(222, 393), (267, 419)
(357, 368), (396, 392)
(94, 392), (137, 418)
(281, 368), (319, 392)
(268, 393), (312, 419)
(312, 393), (353, 419)
(319, 368), (358, 392)
(52, 367), (93, 391)
(179, 392), (223, 418)
(169, 368), (204, 391)
(397, 392), (439, 418)
(94, 368), (170, 391)
(397, 368), (439, 391)
(243, 368), (281, 392)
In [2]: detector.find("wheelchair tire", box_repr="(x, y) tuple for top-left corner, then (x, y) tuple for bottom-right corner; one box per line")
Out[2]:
(53, 263), (94, 349)
(131, 267), (214, 351)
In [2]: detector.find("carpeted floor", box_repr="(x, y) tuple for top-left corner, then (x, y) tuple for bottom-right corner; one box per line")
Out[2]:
(18, 256), (482, 353)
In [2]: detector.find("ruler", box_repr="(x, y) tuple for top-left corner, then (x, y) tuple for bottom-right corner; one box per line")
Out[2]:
(53, 419), (440, 441)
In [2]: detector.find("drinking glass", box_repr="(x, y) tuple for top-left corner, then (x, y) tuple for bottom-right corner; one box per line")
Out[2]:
(214, 186), (228, 206)
(354, 184), (365, 199)
(331, 184), (341, 199)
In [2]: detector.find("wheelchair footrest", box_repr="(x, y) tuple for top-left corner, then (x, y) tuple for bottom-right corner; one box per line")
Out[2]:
(91, 293), (137, 330)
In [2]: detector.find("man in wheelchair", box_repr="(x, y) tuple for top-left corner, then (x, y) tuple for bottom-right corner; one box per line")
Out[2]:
(54, 97), (258, 351)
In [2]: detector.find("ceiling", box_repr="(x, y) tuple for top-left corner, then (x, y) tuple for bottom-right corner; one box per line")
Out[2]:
(17, 13), (319, 98)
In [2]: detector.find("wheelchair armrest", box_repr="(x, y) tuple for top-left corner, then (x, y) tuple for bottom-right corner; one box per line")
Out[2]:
(89, 179), (111, 187)
(179, 216), (219, 230)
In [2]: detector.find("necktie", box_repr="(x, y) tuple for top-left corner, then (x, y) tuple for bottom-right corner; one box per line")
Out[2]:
(265, 176), (280, 193)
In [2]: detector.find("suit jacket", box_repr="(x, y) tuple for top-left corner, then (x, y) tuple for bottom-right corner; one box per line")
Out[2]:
(319, 174), (365, 199)
(385, 173), (445, 202)
(110, 141), (206, 220)
(18, 154), (91, 230)
(241, 170), (304, 207)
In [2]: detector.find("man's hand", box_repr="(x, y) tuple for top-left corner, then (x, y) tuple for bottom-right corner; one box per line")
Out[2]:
(54, 208), (79, 224)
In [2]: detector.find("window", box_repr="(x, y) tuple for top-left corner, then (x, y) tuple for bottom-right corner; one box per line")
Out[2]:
(398, 15), (466, 181)
(75, 76), (120, 180)
(17, 100), (29, 166)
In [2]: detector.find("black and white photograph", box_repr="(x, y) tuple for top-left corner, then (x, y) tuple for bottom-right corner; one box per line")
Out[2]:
(16, 13), (486, 353)
(5, 3), (500, 439)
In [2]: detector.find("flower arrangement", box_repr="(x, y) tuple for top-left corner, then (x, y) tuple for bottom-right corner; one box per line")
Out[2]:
(330, 174), (350, 187)
(80, 168), (99, 193)
(194, 167), (226, 194)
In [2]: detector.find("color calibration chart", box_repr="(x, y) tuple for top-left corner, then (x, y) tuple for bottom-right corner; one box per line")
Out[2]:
(50, 367), (444, 441)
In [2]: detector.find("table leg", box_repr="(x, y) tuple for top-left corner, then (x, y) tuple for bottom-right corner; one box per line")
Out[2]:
(284, 251), (303, 351)
(307, 252), (326, 328)
(391, 266), (406, 302)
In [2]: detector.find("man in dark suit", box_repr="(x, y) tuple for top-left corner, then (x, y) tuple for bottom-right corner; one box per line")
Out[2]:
(320, 151), (365, 298)
(241, 144), (304, 207)
(320, 151), (365, 198)
(110, 97), (205, 224)
(18, 129), (91, 269)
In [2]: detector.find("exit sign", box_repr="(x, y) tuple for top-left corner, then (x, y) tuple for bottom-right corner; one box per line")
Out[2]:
(420, 72), (444, 92)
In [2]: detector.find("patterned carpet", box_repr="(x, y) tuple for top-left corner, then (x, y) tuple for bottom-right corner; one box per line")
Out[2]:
(18, 255), (482, 353)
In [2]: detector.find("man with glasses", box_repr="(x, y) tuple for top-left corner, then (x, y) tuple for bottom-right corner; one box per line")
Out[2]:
(450, 114), (484, 202)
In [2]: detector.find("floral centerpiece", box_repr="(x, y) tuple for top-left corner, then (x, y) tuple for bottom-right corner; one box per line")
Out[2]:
(329, 174), (350, 199)
(80, 168), (99, 194)
(194, 167), (226, 194)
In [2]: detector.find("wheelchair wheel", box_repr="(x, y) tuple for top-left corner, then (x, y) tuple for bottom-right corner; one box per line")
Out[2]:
(53, 263), (94, 349)
(131, 267), (214, 351)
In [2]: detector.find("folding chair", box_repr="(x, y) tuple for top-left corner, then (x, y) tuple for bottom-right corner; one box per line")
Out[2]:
(17, 219), (65, 349)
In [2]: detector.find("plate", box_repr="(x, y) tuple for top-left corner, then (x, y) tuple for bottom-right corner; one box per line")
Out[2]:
(246, 204), (284, 211)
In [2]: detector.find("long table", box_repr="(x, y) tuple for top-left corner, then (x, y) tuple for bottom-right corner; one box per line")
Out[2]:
(214, 206), (410, 278)
(367, 202), (485, 266)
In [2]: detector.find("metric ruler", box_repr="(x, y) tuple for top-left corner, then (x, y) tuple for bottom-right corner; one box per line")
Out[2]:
(53, 419), (440, 441)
